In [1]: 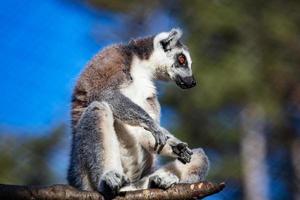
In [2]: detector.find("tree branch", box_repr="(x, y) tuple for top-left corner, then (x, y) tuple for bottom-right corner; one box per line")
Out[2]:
(0, 181), (225, 200)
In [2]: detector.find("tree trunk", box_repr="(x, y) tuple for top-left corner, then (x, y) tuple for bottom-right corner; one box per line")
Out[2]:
(291, 139), (300, 200)
(240, 105), (269, 200)
(0, 181), (225, 200)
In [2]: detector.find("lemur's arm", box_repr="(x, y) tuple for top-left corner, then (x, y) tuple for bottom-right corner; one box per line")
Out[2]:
(96, 90), (168, 152)
(137, 127), (193, 164)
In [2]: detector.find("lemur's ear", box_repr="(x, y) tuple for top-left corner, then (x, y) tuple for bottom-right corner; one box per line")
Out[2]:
(159, 28), (182, 51)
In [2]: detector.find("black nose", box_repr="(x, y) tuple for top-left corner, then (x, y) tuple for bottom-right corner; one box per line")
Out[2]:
(182, 76), (196, 87)
(175, 75), (196, 89)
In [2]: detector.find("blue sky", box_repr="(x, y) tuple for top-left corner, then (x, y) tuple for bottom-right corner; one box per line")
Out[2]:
(0, 0), (171, 132)
(0, 0), (102, 131)
(0, 0), (179, 134)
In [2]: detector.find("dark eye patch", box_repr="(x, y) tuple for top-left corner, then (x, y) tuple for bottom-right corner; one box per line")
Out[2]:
(177, 54), (186, 65)
(160, 41), (171, 52)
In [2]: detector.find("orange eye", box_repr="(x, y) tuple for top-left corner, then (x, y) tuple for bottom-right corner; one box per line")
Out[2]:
(178, 54), (186, 65)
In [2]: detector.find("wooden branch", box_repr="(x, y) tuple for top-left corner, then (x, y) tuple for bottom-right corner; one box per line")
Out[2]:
(116, 181), (225, 200)
(0, 181), (225, 200)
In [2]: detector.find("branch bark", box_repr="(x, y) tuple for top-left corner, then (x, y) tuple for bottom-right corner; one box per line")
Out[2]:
(0, 181), (225, 200)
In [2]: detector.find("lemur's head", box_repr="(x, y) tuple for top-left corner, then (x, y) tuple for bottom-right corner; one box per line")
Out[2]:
(153, 28), (196, 89)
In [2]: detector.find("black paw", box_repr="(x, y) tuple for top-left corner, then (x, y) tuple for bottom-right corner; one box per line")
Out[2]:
(172, 143), (193, 164)
(149, 174), (179, 189)
(98, 171), (129, 198)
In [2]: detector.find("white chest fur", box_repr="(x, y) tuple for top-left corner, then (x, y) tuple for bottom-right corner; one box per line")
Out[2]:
(119, 57), (159, 181)
(120, 56), (157, 112)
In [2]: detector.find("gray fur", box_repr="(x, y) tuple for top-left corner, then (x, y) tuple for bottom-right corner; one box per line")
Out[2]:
(122, 36), (154, 60)
(97, 90), (168, 151)
(120, 148), (209, 191)
(68, 29), (209, 196)
(68, 102), (124, 191)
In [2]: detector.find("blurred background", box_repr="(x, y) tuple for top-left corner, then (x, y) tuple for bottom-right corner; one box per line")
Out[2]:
(0, 0), (299, 199)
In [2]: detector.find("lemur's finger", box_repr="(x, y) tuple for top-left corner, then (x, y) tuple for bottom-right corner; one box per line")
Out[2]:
(172, 145), (180, 155)
(178, 150), (192, 164)
(177, 143), (187, 152)
(178, 157), (187, 164)
(183, 151), (191, 163)
(186, 147), (193, 155)
(172, 143), (185, 153)
(180, 153), (186, 163)
(153, 176), (162, 185)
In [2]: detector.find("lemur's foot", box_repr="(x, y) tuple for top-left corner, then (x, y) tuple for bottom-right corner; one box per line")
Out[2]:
(99, 171), (129, 198)
(172, 142), (193, 164)
(149, 173), (179, 189)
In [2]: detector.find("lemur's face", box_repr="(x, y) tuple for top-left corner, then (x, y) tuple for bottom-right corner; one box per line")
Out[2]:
(168, 46), (195, 89)
(154, 29), (196, 89)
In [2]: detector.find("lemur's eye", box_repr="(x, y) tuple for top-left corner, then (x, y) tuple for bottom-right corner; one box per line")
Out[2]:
(177, 54), (186, 65)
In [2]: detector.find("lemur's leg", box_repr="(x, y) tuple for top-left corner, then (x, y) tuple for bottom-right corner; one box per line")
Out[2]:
(68, 101), (128, 197)
(136, 127), (193, 164)
(98, 91), (168, 152)
(120, 148), (209, 191)
(149, 148), (209, 189)
(68, 141), (93, 191)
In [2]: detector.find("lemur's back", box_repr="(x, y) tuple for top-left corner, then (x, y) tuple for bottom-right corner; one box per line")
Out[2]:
(71, 45), (131, 128)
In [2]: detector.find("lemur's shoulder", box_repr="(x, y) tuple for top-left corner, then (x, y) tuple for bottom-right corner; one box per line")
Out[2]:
(71, 44), (127, 126)
(78, 45), (129, 91)
(76, 36), (155, 93)
(71, 36), (155, 127)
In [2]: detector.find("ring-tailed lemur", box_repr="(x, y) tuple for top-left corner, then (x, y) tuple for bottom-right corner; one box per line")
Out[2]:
(68, 28), (209, 198)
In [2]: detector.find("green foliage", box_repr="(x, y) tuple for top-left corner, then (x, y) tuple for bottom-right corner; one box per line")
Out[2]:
(160, 1), (300, 182)
(0, 126), (66, 185)
(89, 1), (300, 187)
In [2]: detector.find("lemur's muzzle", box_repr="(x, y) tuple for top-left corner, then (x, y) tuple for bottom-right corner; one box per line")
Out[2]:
(175, 75), (196, 89)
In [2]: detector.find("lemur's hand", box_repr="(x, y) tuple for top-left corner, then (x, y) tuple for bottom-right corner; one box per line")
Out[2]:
(152, 128), (169, 154)
(172, 142), (193, 164)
